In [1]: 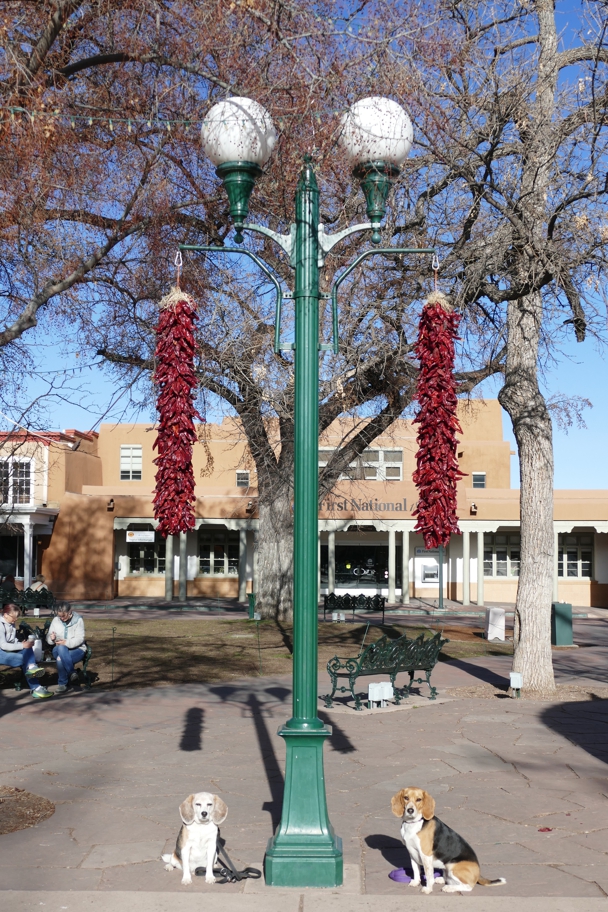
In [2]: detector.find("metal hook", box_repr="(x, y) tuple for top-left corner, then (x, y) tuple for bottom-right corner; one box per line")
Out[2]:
(431, 252), (440, 292)
(174, 250), (183, 287)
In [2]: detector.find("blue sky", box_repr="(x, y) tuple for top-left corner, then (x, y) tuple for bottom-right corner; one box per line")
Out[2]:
(483, 335), (608, 489)
(9, 324), (606, 491)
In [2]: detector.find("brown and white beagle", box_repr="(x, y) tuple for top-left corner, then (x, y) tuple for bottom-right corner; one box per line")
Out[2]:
(162, 792), (228, 885)
(391, 787), (506, 894)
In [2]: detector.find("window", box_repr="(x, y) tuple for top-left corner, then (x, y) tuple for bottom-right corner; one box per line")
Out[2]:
(199, 530), (239, 576)
(558, 534), (593, 579)
(0, 459), (32, 506)
(0, 535), (24, 577)
(472, 472), (486, 489)
(236, 471), (250, 488)
(318, 448), (403, 481)
(120, 445), (142, 481)
(128, 540), (165, 575)
(483, 532), (520, 577)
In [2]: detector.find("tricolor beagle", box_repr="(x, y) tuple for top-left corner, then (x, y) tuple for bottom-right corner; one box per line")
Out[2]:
(162, 792), (228, 885)
(391, 787), (506, 894)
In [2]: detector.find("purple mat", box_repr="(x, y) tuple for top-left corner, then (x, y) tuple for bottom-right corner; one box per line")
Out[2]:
(389, 868), (443, 884)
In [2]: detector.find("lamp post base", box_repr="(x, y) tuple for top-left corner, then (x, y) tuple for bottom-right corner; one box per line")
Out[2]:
(264, 724), (343, 887)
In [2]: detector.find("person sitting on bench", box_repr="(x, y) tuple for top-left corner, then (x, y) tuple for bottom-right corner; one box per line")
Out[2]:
(31, 574), (48, 592)
(0, 602), (53, 699)
(46, 603), (86, 693)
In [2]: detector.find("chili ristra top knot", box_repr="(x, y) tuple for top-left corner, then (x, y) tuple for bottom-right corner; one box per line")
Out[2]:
(153, 287), (201, 538)
(412, 294), (464, 549)
(424, 290), (453, 311)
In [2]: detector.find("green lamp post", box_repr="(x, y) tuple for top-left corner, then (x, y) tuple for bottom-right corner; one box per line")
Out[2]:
(199, 95), (415, 887)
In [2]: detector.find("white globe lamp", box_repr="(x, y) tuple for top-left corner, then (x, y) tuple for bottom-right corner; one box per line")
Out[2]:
(201, 98), (277, 242)
(339, 97), (413, 242)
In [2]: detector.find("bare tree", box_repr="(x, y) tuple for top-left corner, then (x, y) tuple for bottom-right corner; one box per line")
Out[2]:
(0, 1), (503, 618)
(377, 0), (608, 691)
(5, 3), (604, 641)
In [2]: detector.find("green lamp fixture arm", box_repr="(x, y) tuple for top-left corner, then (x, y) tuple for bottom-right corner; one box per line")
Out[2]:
(317, 223), (374, 266)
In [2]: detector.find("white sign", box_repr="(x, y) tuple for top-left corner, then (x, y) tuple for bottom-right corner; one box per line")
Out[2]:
(126, 530), (155, 543)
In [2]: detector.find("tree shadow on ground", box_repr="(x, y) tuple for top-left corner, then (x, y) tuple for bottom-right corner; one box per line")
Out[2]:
(436, 656), (509, 687)
(540, 696), (608, 766)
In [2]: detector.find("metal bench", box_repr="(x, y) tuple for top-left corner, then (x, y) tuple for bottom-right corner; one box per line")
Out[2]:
(0, 585), (57, 616)
(323, 592), (387, 623)
(322, 630), (448, 710)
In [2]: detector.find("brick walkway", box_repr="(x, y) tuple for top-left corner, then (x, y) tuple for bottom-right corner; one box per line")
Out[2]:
(1, 617), (607, 911)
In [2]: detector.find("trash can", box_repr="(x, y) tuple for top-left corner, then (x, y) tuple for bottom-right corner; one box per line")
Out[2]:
(551, 601), (573, 646)
(248, 592), (256, 620)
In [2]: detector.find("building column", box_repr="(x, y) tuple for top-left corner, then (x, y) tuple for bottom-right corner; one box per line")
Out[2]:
(252, 531), (259, 594)
(318, 532), (321, 601)
(238, 529), (248, 602)
(22, 522), (33, 589)
(462, 530), (470, 606)
(553, 526), (559, 602)
(178, 532), (188, 601)
(328, 530), (335, 593)
(388, 529), (396, 603)
(401, 530), (410, 604)
(476, 530), (484, 607)
(164, 533), (174, 601)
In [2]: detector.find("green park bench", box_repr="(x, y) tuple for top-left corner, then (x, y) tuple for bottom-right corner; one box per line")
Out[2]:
(322, 630), (448, 711)
(0, 585), (57, 616)
(323, 592), (387, 623)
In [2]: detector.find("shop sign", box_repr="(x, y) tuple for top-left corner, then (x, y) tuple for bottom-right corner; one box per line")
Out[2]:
(415, 547), (439, 555)
(126, 530), (155, 542)
(321, 497), (414, 513)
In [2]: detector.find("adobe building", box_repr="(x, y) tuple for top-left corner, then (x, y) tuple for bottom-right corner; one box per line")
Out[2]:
(1, 399), (607, 607)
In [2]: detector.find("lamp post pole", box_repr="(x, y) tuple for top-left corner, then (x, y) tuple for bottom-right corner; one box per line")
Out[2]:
(264, 157), (342, 886)
(196, 95), (423, 889)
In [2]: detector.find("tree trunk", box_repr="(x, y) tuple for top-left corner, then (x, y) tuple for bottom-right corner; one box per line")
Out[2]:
(256, 483), (294, 621)
(498, 293), (555, 693)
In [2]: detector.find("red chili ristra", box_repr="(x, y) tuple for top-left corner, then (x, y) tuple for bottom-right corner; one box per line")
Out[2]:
(412, 294), (464, 549)
(153, 289), (201, 537)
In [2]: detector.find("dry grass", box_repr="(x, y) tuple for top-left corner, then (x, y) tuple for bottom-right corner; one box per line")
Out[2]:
(0, 617), (513, 691)
(446, 683), (608, 701)
(0, 787), (55, 835)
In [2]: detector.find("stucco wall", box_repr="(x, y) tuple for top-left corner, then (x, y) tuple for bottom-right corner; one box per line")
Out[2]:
(41, 493), (115, 599)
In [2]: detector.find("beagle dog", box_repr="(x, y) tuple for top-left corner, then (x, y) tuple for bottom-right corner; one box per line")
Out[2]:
(391, 787), (506, 894)
(162, 792), (228, 885)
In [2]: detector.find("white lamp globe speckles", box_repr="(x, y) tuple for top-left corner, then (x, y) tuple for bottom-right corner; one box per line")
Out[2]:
(201, 97), (277, 167)
(339, 97), (413, 167)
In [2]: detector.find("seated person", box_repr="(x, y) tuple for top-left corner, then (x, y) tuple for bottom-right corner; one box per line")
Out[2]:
(0, 602), (53, 699)
(46, 603), (86, 693)
(31, 574), (48, 592)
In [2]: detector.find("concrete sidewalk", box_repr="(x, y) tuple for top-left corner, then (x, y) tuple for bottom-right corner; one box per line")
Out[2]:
(1, 622), (607, 911)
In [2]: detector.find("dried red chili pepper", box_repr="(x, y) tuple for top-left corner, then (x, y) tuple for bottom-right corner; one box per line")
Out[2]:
(412, 292), (464, 549)
(153, 288), (201, 537)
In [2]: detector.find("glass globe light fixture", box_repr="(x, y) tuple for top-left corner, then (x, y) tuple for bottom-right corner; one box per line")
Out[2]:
(339, 97), (413, 243)
(201, 98), (277, 242)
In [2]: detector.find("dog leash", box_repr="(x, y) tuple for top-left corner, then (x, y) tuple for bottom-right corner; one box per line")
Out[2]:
(195, 836), (262, 884)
